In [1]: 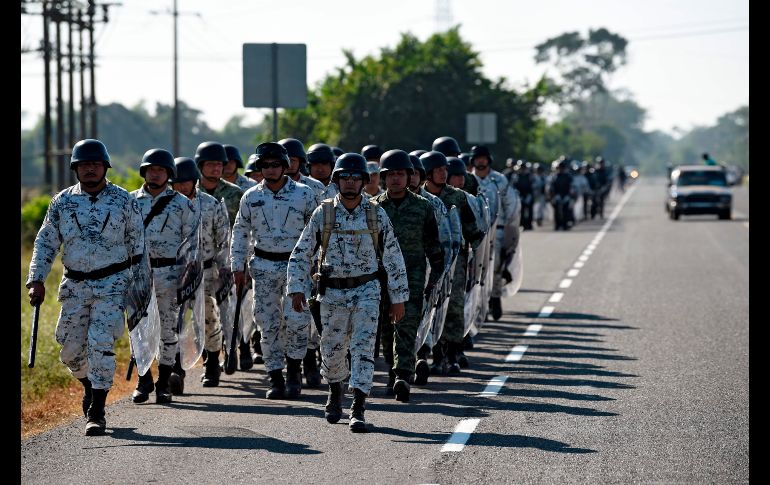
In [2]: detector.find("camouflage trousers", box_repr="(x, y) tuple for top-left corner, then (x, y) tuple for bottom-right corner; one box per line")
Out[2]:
(381, 284), (423, 374)
(203, 267), (223, 352)
(307, 315), (320, 351)
(319, 281), (380, 395)
(250, 260), (310, 372)
(153, 265), (180, 366)
(56, 276), (127, 390)
(441, 250), (467, 345)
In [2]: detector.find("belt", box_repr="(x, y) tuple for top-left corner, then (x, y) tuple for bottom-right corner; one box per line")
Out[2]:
(203, 258), (214, 269)
(64, 258), (131, 281)
(325, 272), (379, 290)
(150, 257), (177, 268)
(253, 247), (292, 262)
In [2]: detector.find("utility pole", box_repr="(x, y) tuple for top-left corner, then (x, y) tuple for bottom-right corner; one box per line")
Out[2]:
(67, 0), (76, 185)
(55, 6), (66, 190)
(150, 3), (200, 156)
(87, 0), (97, 138)
(42, 0), (53, 191)
(78, 8), (87, 143)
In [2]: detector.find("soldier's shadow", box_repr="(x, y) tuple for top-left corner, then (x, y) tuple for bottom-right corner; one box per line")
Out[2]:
(88, 426), (322, 454)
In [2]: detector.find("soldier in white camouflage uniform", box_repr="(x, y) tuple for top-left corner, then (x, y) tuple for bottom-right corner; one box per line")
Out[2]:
(288, 153), (409, 433)
(26, 139), (145, 436)
(278, 138), (327, 198)
(231, 142), (320, 399)
(244, 154), (263, 184)
(170, 157), (231, 392)
(223, 144), (257, 191)
(130, 149), (198, 405)
(470, 145), (520, 324)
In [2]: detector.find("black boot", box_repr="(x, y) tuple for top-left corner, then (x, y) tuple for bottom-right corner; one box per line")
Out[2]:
(266, 369), (285, 399)
(349, 388), (368, 433)
(131, 369), (154, 404)
(430, 343), (445, 375)
(239, 341), (254, 371)
(456, 341), (470, 369)
(78, 377), (92, 418)
(386, 369), (396, 396)
(489, 297), (502, 321)
(303, 348), (322, 387)
(414, 345), (430, 385)
(285, 358), (303, 398)
(393, 370), (411, 403)
(155, 364), (173, 404)
(168, 353), (185, 395)
(85, 388), (108, 436)
(251, 331), (264, 364)
(201, 350), (221, 387)
(447, 343), (461, 375)
(463, 334), (474, 350)
(324, 382), (343, 424)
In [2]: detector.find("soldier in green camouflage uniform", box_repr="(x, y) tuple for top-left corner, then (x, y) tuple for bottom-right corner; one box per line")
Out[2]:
(421, 150), (484, 375)
(372, 150), (444, 402)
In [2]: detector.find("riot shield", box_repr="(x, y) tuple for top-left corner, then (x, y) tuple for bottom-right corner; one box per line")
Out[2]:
(176, 221), (204, 370)
(129, 288), (161, 377)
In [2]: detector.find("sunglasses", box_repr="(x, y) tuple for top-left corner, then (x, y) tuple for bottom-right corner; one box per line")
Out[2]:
(260, 161), (284, 169)
(337, 172), (364, 181)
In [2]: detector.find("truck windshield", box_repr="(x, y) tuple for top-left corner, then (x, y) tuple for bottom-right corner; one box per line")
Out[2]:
(676, 171), (727, 187)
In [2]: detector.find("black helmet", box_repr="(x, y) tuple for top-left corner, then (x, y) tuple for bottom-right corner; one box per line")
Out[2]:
(379, 149), (414, 175)
(194, 141), (227, 166)
(244, 154), (260, 175)
(460, 152), (471, 167)
(432, 136), (461, 156)
(409, 149), (427, 158)
(307, 143), (336, 165)
(172, 157), (200, 183)
(277, 138), (307, 162)
(361, 144), (383, 161)
(224, 144), (244, 168)
(409, 154), (426, 179)
(332, 153), (369, 182)
(558, 159), (570, 170)
(331, 146), (344, 158)
(447, 157), (466, 176)
(420, 150), (448, 172)
(70, 138), (111, 169)
(254, 142), (290, 167)
(140, 148), (176, 179)
(470, 145), (493, 164)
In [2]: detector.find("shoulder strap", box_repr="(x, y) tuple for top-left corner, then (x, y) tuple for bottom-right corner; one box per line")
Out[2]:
(319, 199), (336, 264)
(365, 200), (381, 259)
(143, 193), (176, 228)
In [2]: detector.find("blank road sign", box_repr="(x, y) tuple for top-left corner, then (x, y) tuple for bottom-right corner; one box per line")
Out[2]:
(243, 43), (307, 108)
(466, 113), (497, 144)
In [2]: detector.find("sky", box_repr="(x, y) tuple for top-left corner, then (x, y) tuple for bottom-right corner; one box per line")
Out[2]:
(20, 0), (749, 136)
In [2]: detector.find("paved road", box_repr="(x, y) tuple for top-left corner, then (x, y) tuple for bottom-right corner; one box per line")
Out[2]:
(21, 177), (749, 484)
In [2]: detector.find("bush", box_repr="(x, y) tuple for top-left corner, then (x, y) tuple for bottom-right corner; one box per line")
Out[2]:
(21, 195), (51, 247)
(109, 167), (144, 192)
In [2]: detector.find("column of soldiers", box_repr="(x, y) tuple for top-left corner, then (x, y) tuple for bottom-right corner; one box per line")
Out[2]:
(26, 134), (523, 436)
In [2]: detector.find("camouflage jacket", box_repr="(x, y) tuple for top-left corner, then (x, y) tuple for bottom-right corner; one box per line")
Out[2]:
(427, 184), (484, 247)
(476, 169), (519, 226)
(309, 177), (339, 200)
(233, 173), (257, 192)
(373, 190), (444, 287)
(199, 179), (243, 228)
(131, 185), (197, 259)
(193, 189), (230, 268)
(297, 174), (327, 200)
(230, 177), (319, 272)
(287, 195), (409, 304)
(27, 181), (145, 287)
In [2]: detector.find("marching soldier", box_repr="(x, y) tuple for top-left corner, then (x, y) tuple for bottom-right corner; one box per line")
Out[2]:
(26, 139), (145, 436)
(433, 136), (480, 196)
(170, 157), (231, 390)
(307, 143), (339, 200)
(223, 144), (258, 191)
(372, 150), (444, 402)
(421, 151), (484, 375)
(129, 149), (197, 404)
(288, 153), (409, 432)
(244, 154), (263, 184)
(470, 145), (520, 323)
(278, 138), (327, 197)
(231, 142), (319, 399)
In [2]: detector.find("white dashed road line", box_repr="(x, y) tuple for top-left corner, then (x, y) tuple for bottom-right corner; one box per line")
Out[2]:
(441, 419), (481, 452)
(480, 376), (509, 397)
(505, 345), (529, 362)
(548, 292), (564, 303)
